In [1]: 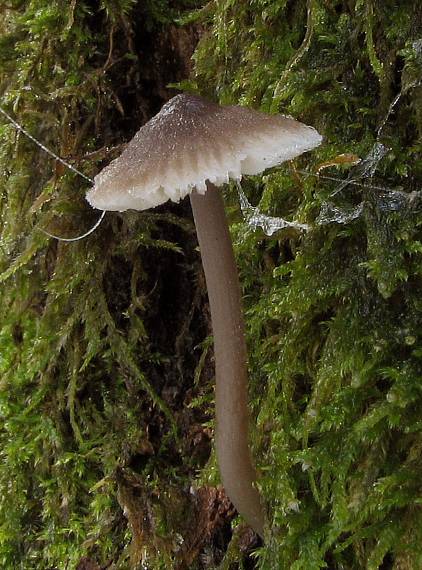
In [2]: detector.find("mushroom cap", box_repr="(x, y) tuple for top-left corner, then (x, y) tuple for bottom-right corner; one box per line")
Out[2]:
(86, 94), (322, 212)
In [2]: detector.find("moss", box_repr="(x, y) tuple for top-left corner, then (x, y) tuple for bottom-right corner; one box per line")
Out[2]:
(1, 0), (422, 568)
(194, 0), (422, 567)
(0, 1), (208, 568)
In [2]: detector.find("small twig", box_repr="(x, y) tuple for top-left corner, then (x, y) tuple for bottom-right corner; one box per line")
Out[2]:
(103, 25), (116, 72)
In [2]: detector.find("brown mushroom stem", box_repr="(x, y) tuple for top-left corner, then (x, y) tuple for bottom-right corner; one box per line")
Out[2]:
(190, 183), (265, 538)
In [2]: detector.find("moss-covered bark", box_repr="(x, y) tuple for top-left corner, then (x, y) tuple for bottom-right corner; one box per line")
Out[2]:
(194, 1), (422, 568)
(1, 1), (422, 569)
(0, 2), (211, 568)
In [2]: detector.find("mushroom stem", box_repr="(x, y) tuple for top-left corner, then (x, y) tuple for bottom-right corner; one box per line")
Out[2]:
(190, 183), (265, 538)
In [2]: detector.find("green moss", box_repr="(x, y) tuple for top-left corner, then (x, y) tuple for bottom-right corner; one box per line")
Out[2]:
(195, 0), (422, 568)
(1, 0), (422, 568)
(0, 1), (207, 568)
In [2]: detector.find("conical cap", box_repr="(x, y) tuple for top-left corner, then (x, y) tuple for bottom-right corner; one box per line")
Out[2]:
(86, 94), (322, 211)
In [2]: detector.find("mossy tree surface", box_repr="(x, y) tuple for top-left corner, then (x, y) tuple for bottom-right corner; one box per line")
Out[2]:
(0, 1), (212, 569)
(195, 0), (422, 568)
(1, 1), (422, 569)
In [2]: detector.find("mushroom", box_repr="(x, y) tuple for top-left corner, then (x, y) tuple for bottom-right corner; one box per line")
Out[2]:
(86, 94), (322, 537)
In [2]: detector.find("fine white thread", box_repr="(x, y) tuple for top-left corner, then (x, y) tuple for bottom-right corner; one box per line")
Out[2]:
(0, 106), (93, 183)
(0, 106), (106, 242)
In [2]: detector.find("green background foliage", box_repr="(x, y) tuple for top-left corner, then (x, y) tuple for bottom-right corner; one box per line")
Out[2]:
(1, 0), (422, 568)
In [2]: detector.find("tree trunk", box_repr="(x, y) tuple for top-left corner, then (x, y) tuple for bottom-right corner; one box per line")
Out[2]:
(0, 1), (421, 569)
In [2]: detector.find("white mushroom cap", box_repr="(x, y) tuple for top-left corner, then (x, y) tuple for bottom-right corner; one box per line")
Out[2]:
(86, 94), (322, 212)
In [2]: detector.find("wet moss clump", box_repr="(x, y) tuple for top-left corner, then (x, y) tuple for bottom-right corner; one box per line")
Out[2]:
(0, 1), (210, 568)
(1, 0), (422, 569)
(194, 0), (422, 568)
